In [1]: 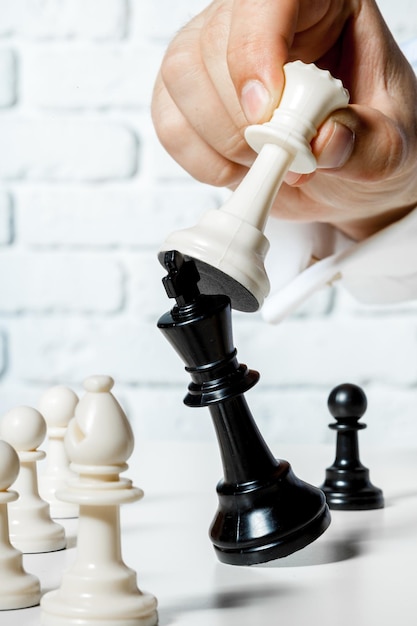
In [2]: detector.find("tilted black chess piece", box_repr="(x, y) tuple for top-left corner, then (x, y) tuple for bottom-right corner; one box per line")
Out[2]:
(320, 383), (384, 510)
(158, 250), (331, 566)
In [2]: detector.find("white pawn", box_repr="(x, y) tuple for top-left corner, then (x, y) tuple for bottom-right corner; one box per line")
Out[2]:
(0, 440), (41, 610)
(38, 385), (79, 518)
(41, 375), (158, 626)
(0, 406), (66, 553)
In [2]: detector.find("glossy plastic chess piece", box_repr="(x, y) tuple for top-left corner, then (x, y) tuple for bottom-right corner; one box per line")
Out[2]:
(159, 61), (349, 312)
(0, 440), (41, 610)
(41, 375), (158, 626)
(320, 383), (384, 510)
(0, 406), (66, 553)
(38, 385), (79, 518)
(158, 252), (331, 565)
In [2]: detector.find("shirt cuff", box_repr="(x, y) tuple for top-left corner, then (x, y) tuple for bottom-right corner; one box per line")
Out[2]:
(262, 206), (417, 323)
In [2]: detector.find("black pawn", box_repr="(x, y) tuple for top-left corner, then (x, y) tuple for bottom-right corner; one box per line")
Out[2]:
(320, 383), (384, 510)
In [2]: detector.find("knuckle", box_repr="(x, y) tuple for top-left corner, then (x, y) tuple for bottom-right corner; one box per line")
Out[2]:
(160, 26), (200, 88)
(152, 107), (185, 157)
(375, 123), (407, 178)
(200, 1), (232, 57)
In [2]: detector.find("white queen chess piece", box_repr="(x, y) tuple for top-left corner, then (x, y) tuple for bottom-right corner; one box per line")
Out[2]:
(0, 440), (41, 610)
(41, 375), (158, 626)
(159, 61), (349, 313)
(0, 406), (66, 553)
(38, 385), (79, 519)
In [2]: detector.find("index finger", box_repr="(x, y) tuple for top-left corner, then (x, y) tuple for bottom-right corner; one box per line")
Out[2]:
(227, 0), (299, 122)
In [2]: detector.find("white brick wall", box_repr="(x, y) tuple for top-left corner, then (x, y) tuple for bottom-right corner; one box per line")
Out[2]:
(0, 192), (12, 243)
(0, 0), (416, 448)
(22, 44), (162, 109)
(0, 119), (138, 179)
(0, 0), (127, 39)
(0, 251), (125, 312)
(0, 49), (16, 106)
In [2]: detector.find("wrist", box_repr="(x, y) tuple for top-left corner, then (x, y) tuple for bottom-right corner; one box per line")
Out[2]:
(331, 204), (417, 241)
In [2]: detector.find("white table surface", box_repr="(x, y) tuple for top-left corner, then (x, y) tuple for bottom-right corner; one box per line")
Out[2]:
(3, 441), (417, 626)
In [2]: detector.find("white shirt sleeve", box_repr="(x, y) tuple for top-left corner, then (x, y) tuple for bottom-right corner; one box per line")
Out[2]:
(263, 208), (417, 323)
(262, 37), (417, 324)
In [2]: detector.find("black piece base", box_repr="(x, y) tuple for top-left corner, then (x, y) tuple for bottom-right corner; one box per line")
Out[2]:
(210, 460), (331, 566)
(157, 250), (259, 312)
(214, 506), (330, 565)
(188, 256), (260, 313)
(321, 477), (384, 511)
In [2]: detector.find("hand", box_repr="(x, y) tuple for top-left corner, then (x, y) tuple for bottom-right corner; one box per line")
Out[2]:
(152, 0), (417, 240)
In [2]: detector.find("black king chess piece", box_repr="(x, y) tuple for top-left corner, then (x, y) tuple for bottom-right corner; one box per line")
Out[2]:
(320, 383), (384, 510)
(158, 250), (331, 566)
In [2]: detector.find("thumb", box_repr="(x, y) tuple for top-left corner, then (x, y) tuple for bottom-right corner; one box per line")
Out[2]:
(314, 105), (406, 181)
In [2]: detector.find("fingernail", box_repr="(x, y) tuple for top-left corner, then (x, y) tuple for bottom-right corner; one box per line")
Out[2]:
(317, 122), (355, 169)
(241, 80), (271, 124)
